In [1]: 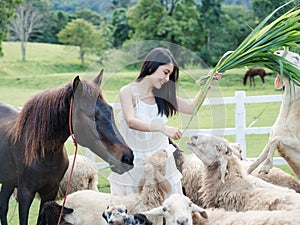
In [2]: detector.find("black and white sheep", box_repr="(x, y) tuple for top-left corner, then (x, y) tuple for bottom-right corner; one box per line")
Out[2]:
(63, 150), (171, 225)
(186, 134), (300, 211)
(102, 202), (153, 225)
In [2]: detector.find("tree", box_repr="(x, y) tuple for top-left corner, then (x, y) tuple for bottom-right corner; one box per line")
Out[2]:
(126, 0), (201, 53)
(58, 18), (104, 65)
(252, 0), (293, 23)
(111, 8), (132, 47)
(75, 7), (102, 26)
(8, 2), (44, 60)
(0, 0), (23, 56)
(196, 0), (223, 65)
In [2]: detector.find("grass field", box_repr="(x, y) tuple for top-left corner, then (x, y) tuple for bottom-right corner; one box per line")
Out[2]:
(0, 41), (297, 224)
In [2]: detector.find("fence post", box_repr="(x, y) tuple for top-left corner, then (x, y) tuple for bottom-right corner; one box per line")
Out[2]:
(235, 91), (247, 159)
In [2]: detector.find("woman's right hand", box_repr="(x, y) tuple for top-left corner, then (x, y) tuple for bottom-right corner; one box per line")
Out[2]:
(163, 126), (182, 140)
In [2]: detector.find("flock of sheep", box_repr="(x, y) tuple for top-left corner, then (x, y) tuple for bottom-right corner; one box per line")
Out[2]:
(37, 50), (300, 225)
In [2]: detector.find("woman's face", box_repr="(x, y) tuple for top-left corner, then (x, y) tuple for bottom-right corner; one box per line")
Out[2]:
(150, 63), (174, 89)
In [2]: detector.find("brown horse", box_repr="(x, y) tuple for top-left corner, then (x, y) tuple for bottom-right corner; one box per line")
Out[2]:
(243, 67), (266, 87)
(0, 70), (134, 225)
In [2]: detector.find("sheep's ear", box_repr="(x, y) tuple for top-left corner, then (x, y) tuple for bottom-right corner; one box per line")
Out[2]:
(143, 206), (165, 216)
(191, 204), (208, 219)
(61, 206), (74, 215)
(228, 143), (242, 160)
(219, 155), (228, 183)
(102, 211), (108, 222)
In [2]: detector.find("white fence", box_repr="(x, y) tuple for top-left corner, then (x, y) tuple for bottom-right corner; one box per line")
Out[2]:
(81, 91), (287, 168)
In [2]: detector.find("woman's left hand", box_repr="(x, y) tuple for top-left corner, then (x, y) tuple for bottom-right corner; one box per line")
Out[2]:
(213, 72), (223, 81)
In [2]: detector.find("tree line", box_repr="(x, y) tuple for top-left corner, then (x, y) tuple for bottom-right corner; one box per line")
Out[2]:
(0, 0), (298, 66)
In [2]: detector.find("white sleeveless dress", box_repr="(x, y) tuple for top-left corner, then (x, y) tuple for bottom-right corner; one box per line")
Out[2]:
(107, 87), (183, 196)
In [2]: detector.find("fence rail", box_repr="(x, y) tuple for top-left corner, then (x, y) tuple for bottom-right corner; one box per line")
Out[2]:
(79, 91), (287, 168)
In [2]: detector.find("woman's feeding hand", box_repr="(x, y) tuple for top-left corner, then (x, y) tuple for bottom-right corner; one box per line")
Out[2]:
(164, 126), (182, 140)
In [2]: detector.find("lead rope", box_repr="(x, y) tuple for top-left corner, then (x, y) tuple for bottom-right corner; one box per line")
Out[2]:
(57, 97), (78, 225)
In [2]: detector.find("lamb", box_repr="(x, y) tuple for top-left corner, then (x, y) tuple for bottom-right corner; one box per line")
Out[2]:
(186, 134), (300, 211)
(102, 202), (153, 225)
(57, 154), (99, 200)
(145, 194), (300, 225)
(37, 201), (74, 225)
(63, 150), (171, 225)
(143, 194), (207, 225)
(248, 50), (300, 179)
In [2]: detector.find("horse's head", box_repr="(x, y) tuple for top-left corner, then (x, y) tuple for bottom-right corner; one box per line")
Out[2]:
(72, 70), (134, 174)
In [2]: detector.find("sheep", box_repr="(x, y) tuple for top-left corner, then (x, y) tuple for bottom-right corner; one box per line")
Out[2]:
(144, 194), (300, 225)
(102, 202), (153, 225)
(63, 150), (171, 225)
(195, 208), (300, 225)
(248, 50), (300, 179)
(37, 201), (74, 225)
(57, 154), (99, 200)
(143, 194), (207, 225)
(186, 134), (300, 211)
(178, 138), (244, 205)
(173, 135), (300, 207)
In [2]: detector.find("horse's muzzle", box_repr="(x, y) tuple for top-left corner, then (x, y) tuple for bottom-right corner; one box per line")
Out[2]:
(121, 151), (134, 166)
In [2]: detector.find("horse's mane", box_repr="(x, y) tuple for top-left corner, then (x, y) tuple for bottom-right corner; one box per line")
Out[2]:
(12, 82), (73, 164)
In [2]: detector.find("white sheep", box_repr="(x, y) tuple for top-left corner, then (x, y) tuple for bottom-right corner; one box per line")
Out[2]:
(143, 194), (207, 225)
(248, 50), (300, 179)
(102, 202), (153, 225)
(186, 134), (300, 211)
(63, 150), (171, 225)
(144, 194), (300, 225)
(57, 154), (99, 200)
(193, 208), (300, 225)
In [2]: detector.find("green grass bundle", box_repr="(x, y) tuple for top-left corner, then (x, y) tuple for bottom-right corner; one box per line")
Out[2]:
(194, 0), (300, 114)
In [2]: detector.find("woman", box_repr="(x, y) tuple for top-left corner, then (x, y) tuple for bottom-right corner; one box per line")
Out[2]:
(108, 47), (222, 196)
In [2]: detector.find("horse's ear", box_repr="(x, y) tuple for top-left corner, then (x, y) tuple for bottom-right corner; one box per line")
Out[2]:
(93, 69), (104, 86)
(73, 76), (82, 93)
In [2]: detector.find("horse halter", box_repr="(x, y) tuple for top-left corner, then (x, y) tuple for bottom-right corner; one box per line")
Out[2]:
(57, 97), (78, 225)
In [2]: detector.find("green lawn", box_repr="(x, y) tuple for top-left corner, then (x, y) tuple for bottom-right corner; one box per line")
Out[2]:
(0, 41), (297, 224)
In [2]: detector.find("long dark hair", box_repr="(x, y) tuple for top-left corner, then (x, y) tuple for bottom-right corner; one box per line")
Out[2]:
(136, 47), (179, 117)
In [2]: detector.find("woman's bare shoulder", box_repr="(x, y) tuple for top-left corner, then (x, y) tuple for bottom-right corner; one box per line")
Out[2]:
(120, 83), (136, 95)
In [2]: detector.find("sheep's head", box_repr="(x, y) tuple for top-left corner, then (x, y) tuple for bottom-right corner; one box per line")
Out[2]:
(186, 134), (240, 183)
(274, 50), (300, 68)
(143, 194), (207, 225)
(144, 149), (168, 176)
(102, 202), (128, 225)
(38, 201), (73, 225)
(274, 50), (300, 89)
